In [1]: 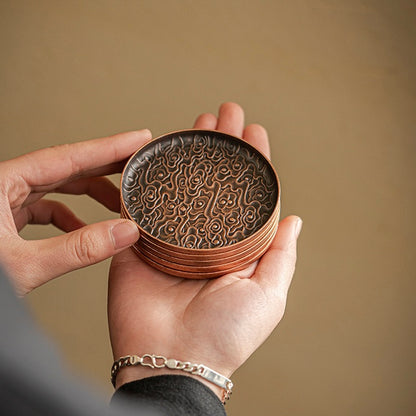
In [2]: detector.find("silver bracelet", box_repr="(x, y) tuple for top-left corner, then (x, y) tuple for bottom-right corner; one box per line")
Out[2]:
(111, 354), (233, 403)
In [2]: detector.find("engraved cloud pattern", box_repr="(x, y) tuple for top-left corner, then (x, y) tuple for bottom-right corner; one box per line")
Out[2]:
(122, 132), (278, 249)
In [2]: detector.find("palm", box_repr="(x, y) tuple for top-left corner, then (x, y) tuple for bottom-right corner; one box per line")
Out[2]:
(108, 103), (300, 385)
(108, 247), (279, 376)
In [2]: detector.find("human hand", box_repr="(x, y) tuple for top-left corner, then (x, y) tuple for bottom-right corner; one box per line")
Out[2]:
(108, 103), (302, 399)
(0, 129), (152, 296)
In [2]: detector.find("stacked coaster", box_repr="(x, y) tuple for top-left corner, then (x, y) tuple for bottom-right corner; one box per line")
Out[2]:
(120, 129), (280, 279)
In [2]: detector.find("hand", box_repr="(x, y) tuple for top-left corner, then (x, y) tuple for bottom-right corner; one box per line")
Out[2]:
(108, 103), (302, 399)
(0, 129), (152, 296)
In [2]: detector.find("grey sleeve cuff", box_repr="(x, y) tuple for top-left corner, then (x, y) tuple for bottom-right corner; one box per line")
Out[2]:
(111, 375), (227, 416)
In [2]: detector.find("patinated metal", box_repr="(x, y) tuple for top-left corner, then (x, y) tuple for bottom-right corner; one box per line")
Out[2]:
(120, 129), (280, 278)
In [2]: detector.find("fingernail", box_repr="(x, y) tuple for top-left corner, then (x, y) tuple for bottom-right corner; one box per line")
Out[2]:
(111, 221), (139, 250)
(295, 217), (303, 238)
(135, 129), (152, 139)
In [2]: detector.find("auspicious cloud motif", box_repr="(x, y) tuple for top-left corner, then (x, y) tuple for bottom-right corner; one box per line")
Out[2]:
(122, 132), (278, 249)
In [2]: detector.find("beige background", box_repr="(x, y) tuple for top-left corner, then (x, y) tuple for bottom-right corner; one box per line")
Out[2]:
(1, 1), (415, 415)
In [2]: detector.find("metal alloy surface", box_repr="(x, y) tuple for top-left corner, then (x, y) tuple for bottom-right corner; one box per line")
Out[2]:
(135, 229), (278, 274)
(129, 203), (280, 261)
(121, 129), (280, 278)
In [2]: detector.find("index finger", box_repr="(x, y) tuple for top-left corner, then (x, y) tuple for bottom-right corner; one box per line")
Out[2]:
(12, 129), (152, 191)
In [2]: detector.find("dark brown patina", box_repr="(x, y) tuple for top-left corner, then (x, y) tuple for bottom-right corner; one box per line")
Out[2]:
(121, 129), (280, 278)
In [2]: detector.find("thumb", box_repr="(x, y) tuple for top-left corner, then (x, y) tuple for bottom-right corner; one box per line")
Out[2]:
(27, 219), (139, 290)
(253, 215), (302, 298)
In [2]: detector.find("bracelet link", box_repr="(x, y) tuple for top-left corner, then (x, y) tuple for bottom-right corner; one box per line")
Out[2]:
(129, 355), (140, 365)
(165, 358), (178, 369)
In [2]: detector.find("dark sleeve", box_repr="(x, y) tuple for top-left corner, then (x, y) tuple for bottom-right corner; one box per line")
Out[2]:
(0, 268), (226, 416)
(112, 375), (226, 416)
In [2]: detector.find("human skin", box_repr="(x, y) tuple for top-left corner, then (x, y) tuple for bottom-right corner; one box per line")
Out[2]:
(108, 102), (302, 400)
(0, 130), (150, 296)
(0, 101), (301, 402)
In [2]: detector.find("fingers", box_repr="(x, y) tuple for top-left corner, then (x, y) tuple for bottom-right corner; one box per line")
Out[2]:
(13, 129), (152, 191)
(56, 177), (121, 213)
(15, 199), (85, 232)
(193, 103), (270, 158)
(193, 113), (217, 129)
(243, 123), (271, 159)
(23, 219), (140, 292)
(216, 102), (245, 137)
(252, 216), (302, 300)
(16, 177), (120, 231)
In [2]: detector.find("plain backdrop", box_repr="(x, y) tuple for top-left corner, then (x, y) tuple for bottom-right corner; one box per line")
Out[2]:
(1, 1), (415, 415)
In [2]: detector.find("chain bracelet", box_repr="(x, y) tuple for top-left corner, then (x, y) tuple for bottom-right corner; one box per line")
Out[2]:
(111, 354), (233, 404)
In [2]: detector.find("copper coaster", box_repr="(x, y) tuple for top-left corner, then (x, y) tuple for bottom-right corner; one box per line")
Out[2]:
(136, 227), (278, 273)
(122, 201), (279, 258)
(121, 129), (280, 278)
(132, 204), (280, 263)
